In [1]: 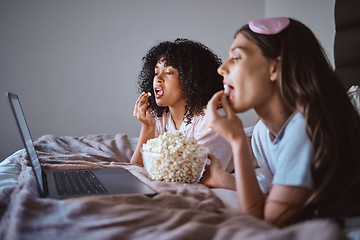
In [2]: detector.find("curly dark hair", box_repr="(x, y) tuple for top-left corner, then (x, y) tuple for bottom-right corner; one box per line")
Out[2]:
(137, 38), (223, 123)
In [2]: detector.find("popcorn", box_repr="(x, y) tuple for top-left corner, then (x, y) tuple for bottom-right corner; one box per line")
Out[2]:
(141, 131), (209, 183)
(224, 84), (230, 95)
(147, 92), (152, 97)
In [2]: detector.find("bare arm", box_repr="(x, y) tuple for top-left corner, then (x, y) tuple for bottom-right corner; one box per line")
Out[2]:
(264, 185), (312, 225)
(130, 92), (155, 165)
(204, 91), (264, 217)
(231, 138), (265, 218)
(201, 154), (236, 190)
(204, 91), (311, 224)
(130, 126), (155, 166)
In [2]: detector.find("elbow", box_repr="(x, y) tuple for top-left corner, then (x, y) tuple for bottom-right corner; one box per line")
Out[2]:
(240, 202), (264, 220)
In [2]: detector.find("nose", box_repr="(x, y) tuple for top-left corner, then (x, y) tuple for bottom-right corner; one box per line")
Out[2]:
(217, 62), (227, 76)
(154, 73), (164, 83)
(154, 76), (164, 88)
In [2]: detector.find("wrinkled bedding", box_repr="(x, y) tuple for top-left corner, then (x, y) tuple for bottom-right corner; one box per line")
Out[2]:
(0, 134), (343, 240)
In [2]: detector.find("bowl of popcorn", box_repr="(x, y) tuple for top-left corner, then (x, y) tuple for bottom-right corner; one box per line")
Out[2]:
(140, 131), (209, 183)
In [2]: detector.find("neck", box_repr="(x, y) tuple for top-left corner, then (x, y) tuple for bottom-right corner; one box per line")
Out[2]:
(169, 105), (186, 130)
(255, 89), (293, 138)
(262, 109), (293, 140)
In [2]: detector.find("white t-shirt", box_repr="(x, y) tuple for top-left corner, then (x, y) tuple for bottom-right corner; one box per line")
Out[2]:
(155, 109), (233, 172)
(251, 112), (314, 194)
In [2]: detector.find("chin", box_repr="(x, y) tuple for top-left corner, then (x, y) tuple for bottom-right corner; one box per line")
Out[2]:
(155, 100), (167, 107)
(231, 103), (247, 113)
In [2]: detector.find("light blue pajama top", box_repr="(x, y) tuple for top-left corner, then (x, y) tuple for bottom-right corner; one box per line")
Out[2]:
(251, 112), (314, 194)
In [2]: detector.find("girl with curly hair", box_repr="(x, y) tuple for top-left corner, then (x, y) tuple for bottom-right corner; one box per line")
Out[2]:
(202, 17), (360, 233)
(130, 38), (233, 172)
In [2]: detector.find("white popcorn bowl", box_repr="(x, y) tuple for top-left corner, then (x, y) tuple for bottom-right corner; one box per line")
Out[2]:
(140, 147), (209, 184)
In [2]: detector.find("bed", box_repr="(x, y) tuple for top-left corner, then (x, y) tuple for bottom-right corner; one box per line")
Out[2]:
(1, 1), (359, 239)
(0, 134), (344, 240)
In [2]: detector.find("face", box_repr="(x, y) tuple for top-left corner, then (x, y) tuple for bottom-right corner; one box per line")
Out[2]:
(153, 58), (186, 109)
(218, 33), (279, 113)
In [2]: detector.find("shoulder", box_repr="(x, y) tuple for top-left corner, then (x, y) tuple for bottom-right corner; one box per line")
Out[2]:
(252, 119), (269, 141)
(276, 112), (308, 143)
(273, 113), (314, 189)
(251, 120), (271, 159)
(286, 112), (306, 129)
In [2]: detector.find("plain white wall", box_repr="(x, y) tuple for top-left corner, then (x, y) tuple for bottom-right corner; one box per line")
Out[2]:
(0, 0), (262, 161)
(0, 0), (336, 162)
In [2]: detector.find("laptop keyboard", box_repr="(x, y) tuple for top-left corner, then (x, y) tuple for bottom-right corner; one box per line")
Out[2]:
(53, 170), (107, 196)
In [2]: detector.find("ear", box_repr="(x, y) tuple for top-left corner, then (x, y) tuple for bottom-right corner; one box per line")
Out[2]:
(269, 57), (281, 82)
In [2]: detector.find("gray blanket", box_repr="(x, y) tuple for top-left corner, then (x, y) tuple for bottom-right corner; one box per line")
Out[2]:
(0, 134), (343, 240)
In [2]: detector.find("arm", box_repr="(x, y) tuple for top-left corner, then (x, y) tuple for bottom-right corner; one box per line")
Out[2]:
(204, 91), (264, 217)
(130, 92), (155, 166)
(201, 154), (236, 190)
(205, 91), (312, 224)
(194, 108), (233, 172)
(230, 130), (265, 218)
(265, 185), (312, 225)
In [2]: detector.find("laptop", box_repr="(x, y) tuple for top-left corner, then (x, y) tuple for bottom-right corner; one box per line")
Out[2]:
(7, 92), (157, 199)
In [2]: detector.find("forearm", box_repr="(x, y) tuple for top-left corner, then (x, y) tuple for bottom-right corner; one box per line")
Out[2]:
(130, 146), (143, 165)
(130, 126), (155, 165)
(232, 137), (265, 219)
(200, 154), (236, 190)
(214, 170), (236, 190)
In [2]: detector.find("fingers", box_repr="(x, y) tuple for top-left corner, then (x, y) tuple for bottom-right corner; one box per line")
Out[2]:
(220, 93), (235, 117)
(134, 106), (152, 123)
(206, 91), (223, 121)
(207, 153), (216, 160)
(136, 92), (150, 110)
(133, 92), (151, 120)
(208, 154), (220, 165)
(136, 92), (149, 105)
(207, 91), (223, 112)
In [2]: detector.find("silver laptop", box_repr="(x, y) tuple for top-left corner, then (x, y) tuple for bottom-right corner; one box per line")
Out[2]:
(7, 92), (156, 199)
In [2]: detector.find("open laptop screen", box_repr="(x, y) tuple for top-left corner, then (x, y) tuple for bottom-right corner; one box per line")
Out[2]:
(7, 92), (45, 195)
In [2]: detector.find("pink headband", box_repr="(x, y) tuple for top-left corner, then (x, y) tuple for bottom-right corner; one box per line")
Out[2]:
(249, 17), (290, 35)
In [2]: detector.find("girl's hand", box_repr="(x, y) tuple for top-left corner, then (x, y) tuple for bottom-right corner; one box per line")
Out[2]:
(205, 91), (246, 146)
(133, 92), (155, 127)
(201, 154), (235, 190)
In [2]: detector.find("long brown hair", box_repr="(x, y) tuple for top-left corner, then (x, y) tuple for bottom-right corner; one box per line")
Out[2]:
(238, 19), (360, 227)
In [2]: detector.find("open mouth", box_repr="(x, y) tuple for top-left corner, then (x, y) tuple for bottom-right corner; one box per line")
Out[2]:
(224, 84), (230, 95)
(228, 87), (235, 98)
(154, 86), (164, 98)
(223, 82), (234, 96)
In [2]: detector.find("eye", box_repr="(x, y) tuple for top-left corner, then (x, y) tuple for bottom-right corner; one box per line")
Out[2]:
(232, 57), (241, 62)
(166, 71), (174, 75)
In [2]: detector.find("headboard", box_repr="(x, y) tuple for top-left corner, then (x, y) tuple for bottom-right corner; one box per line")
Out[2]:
(334, 0), (360, 90)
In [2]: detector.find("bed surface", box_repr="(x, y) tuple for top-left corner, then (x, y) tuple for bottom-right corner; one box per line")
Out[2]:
(0, 134), (344, 240)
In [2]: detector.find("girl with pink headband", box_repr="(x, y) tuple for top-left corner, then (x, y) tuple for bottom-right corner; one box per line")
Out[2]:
(202, 17), (360, 233)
